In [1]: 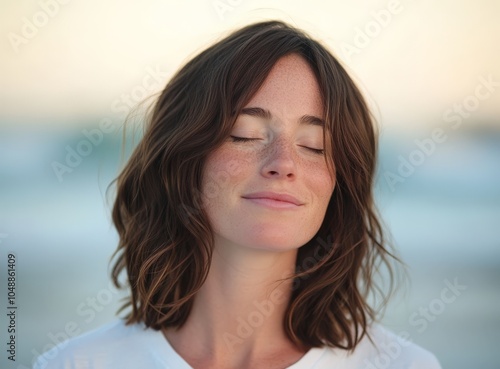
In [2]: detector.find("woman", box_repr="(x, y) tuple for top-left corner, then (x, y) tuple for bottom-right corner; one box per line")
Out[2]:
(35, 20), (441, 369)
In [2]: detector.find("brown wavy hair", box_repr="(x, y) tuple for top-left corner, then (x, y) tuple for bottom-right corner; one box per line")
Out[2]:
(111, 20), (399, 351)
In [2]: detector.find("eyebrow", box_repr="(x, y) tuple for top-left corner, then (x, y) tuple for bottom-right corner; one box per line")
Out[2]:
(240, 107), (324, 127)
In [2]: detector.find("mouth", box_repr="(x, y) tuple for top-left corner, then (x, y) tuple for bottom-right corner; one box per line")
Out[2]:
(241, 192), (304, 209)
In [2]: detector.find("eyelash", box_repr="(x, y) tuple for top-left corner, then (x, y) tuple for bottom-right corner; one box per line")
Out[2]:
(229, 136), (325, 155)
(306, 148), (325, 155)
(230, 136), (257, 143)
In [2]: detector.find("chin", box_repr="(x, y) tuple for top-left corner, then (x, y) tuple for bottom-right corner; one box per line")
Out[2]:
(240, 233), (310, 252)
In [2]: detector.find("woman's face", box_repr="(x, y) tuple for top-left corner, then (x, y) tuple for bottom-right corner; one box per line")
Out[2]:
(201, 54), (336, 252)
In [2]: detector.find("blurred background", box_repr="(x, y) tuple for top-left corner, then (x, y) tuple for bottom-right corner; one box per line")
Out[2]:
(1, 0), (499, 368)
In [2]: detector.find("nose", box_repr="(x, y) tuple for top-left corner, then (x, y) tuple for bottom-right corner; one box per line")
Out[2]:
(260, 136), (297, 179)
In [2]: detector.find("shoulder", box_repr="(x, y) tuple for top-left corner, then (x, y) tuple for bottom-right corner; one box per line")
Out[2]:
(358, 324), (442, 368)
(317, 324), (442, 369)
(32, 319), (167, 369)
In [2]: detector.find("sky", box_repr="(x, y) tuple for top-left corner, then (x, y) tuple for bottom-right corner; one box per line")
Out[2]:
(1, 0), (499, 130)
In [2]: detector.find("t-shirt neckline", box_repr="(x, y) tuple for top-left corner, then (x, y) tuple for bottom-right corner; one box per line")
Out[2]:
(150, 326), (327, 369)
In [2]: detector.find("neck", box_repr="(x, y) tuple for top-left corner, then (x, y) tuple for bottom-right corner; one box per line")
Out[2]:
(163, 238), (305, 368)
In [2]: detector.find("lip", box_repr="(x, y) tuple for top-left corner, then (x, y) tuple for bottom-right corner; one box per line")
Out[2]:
(241, 191), (304, 207)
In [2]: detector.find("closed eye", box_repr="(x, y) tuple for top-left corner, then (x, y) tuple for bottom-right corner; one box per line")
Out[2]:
(229, 136), (260, 142)
(301, 146), (325, 155)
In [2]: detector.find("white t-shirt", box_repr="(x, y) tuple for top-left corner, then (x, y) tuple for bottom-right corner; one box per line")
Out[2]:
(33, 319), (441, 369)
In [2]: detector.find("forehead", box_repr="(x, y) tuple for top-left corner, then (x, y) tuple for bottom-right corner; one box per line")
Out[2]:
(244, 54), (324, 117)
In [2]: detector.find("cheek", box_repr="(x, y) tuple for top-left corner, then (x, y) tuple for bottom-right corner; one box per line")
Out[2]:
(308, 162), (336, 205)
(202, 148), (251, 205)
(307, 179), (335, 235)
(314, 184), (335, 218)
(323, 174), (336, 199)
